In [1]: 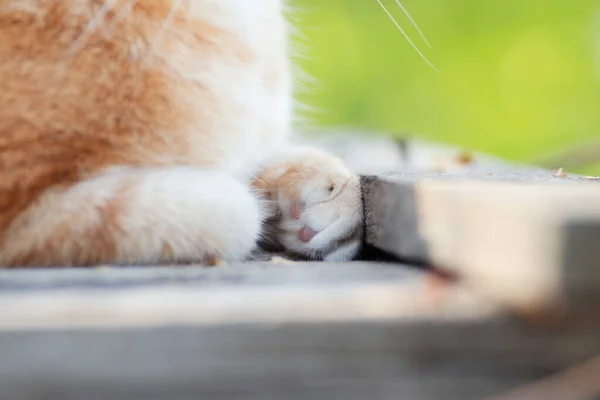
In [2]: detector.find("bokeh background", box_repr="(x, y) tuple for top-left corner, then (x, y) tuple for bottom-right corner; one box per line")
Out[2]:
(292, 0), (600, 173)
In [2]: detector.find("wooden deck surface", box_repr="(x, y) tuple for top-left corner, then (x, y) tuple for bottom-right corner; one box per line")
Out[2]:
(0, 134), (598, 399)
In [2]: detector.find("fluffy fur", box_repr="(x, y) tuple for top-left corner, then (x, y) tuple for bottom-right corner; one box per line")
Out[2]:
(0, 0), (363, 267)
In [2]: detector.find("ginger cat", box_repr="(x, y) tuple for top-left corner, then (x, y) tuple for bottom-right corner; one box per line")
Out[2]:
(0, 0), (363, 266)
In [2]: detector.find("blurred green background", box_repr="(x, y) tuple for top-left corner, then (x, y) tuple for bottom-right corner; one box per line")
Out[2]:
(293, 0), (600, 171)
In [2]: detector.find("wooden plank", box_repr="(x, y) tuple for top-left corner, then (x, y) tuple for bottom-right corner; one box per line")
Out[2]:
(0, 263), (495, 330)
(487, 356), (600, 400)
(0, 262), (419, 292)
(0, 312), (598, 400)
(301, 130), (549, 176)
(0, 263), (597, 399)
(363, 173), (600, 318)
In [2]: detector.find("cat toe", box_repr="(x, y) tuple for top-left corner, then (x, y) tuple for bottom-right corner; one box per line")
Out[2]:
(280, 175), (363, 260)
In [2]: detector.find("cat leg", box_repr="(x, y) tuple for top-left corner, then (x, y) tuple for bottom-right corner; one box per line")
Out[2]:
(254, 146), (363, 261)
(0, 167), (263, 267)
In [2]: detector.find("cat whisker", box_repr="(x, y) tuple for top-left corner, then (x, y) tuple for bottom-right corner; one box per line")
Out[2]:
(104, 0), (138, 35)
(394, 0), (431, 48)
(52, 0), (118, 81)
(376, 0), (439, 73)
(181, 0), (194, 30)
(67, 0), (117, 59)
(142, 0), (183, 68)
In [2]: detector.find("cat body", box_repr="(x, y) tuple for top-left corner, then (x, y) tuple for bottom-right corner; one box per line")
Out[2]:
(0, 0), (363, 266)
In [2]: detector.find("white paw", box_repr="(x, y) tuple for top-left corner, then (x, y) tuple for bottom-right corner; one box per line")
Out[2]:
(264, 151), (363, 261)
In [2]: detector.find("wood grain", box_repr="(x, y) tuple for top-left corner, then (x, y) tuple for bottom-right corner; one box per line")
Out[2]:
(364, 174), (600, 318)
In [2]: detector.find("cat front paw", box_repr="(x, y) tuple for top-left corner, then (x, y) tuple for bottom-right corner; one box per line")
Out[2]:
(257, 149), (363, 261)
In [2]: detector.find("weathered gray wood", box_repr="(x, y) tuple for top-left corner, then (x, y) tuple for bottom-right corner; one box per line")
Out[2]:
(0, 262), (418, 291)
(0, 263), (495, 330)
(0, 263), (597, 400)
(300, 130), (550, 175)
(488, 357), (600, 400)
(363, 173), (600, 317)
(0, 315), (598, 400)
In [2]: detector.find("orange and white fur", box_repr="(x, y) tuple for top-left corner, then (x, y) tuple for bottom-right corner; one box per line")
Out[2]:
(0, 0), (363, 266)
